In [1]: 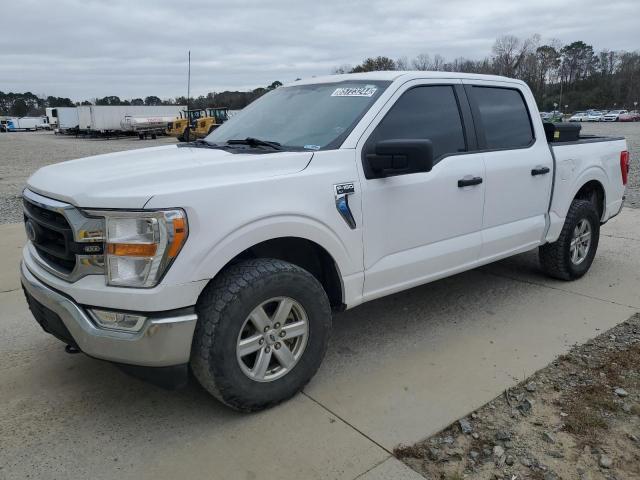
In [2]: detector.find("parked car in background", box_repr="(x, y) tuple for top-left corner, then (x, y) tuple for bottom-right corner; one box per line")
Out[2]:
(619, 111), (640, 122)
(569, 112), (588, 122)
(585, 111), (604, 122)
(603, 110), (628, 122)
(540, 111), (563, 122)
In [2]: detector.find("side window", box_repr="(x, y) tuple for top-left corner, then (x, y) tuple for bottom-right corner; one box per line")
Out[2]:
(368, 85), (466, 162)
(471, 87), (533, 149)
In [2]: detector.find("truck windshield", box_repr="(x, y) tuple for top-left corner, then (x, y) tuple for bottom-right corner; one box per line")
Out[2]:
(205, 81), (390, 150)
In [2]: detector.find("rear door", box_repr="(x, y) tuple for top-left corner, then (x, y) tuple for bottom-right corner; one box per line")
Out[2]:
(464, 81), (553, 261)
(358, 80), (486, 301)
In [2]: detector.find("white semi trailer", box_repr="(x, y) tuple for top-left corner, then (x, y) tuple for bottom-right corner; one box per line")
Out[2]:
(45, 108), (58, 128)
(76, 106), (185, 134)
(5, 117), (47, 131)
(52, 107), (80, 134)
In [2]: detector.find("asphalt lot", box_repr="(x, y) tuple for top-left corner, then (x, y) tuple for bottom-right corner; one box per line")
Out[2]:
(1, 126), (640, 479)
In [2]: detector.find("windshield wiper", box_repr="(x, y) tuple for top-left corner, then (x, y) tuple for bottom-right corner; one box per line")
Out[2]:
(226, 137), (283, 150)
(178, 139), (228, 149)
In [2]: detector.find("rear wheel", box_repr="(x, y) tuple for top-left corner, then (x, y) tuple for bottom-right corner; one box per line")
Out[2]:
(191, 258), (332, 411)
(539, 199), (600, 280)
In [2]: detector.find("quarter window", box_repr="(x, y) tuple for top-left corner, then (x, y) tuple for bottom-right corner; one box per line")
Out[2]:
(472, 87), (533, 149)
(368, 86), (467, 162)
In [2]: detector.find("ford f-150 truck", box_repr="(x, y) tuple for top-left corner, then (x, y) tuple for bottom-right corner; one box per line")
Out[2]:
(20, 72), (630, 411)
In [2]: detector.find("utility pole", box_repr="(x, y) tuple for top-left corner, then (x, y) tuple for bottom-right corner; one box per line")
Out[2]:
(187, 51), (191, 112)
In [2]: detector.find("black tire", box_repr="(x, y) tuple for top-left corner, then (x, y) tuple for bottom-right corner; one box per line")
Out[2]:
(191, 258), (332, 412)
(539, 199), (600, 280)
(151, 133), (157, 140)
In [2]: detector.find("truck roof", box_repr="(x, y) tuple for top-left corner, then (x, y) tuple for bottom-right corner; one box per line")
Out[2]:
(289, 71), (524, 87)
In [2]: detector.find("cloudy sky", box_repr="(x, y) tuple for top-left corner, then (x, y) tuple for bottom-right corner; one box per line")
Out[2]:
(1, 0), (638, 101)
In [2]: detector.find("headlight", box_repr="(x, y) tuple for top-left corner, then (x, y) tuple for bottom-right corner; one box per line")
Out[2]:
(103, 209), (187, 288)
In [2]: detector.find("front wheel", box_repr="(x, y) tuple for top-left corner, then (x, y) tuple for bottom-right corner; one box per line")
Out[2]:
(191, 258), (332, 411)
(539, 199), (600, 280)
(183, 127), (193, 142)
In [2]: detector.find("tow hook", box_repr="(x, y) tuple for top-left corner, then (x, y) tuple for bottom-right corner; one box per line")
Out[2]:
(65, 345), (81, 354)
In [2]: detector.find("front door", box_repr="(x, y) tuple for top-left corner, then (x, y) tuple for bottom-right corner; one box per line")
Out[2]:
(358, 81), (486, 301)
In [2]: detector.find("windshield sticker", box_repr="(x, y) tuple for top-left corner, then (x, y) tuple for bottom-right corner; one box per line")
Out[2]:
(331, 86), (377, 97)
(304, 144), (321, 150)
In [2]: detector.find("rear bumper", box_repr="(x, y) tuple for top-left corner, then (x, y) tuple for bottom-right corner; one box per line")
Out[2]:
(20, 261), (197, 368)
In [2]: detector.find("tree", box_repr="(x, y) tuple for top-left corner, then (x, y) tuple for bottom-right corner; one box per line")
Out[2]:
(10, 98), (28, 116)
(268, 81), (283, 90)
(560, 41), (596, 85)
(144, 95), (162, 106)
(412, 53), (431, 70)
(332, 64), (352, 74)
(95, 96), (122, 105)
(351, 56), (396, 72)
(491, 35), (534, 77)
(130, 98), (144, 105)
(395, 56), (409, 70)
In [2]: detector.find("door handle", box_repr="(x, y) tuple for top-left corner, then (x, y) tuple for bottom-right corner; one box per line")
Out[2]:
(457, 176), (483, 187)
(531, 166), (550, 176)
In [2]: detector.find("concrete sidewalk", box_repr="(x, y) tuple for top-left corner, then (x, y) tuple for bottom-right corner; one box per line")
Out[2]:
(1, 210), (638, 480)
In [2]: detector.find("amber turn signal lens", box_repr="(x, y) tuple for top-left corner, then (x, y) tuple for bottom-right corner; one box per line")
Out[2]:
(167, 218), (187, 258)
(107, 243), (158, 257)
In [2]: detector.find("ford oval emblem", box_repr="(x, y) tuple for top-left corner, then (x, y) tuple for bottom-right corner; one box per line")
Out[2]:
(25, 220), (37, 242)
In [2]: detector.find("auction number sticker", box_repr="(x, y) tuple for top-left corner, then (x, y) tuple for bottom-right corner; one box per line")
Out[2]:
(331, 86), (377, 97)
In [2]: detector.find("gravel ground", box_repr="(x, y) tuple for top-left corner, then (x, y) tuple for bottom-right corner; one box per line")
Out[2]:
(0, 124), (638, 224)
(0, 131), (177, 224)
(395, 313), (640, 480)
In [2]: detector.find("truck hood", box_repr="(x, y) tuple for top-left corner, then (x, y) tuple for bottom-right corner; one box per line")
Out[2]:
(27, 145), (314, 208)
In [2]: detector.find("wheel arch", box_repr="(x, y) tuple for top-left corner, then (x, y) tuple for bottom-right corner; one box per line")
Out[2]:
(193, 217), (355, 310)
(573, 179), (606, 221)
(547, 166), (608, 242)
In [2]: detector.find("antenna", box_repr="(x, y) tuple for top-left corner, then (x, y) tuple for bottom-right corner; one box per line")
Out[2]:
(187, 51), (191, 111)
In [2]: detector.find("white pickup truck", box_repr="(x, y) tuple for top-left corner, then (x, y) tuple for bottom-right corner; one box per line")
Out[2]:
(21, 72), (630, 411)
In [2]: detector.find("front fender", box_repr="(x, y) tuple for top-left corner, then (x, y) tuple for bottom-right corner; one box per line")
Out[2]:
(192, 214), (358, 283)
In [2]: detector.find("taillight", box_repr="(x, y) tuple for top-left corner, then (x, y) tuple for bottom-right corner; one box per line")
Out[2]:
(620, 150), (630, 185)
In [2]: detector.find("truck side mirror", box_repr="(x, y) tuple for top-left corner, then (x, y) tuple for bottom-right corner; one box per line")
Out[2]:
(364, 139), (434, 179)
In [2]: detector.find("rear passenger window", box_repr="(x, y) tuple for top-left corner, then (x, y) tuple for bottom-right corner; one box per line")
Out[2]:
(472, 87), (533, 149)
(369, 86), (466, 162)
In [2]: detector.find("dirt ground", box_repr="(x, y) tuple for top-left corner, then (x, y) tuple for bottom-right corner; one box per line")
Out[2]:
(395, 314), (640, 480)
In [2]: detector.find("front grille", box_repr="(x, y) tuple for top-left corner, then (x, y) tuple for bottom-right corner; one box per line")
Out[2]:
(22, 189), (105, 282)
(23, 198), (76, 274)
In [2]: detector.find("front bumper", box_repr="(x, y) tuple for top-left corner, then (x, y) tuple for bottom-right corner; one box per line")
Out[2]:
(20, 261), (197, 368)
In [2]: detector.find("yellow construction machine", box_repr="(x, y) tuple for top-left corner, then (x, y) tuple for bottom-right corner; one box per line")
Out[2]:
(193, 107), (230, 138)
(167, 107), (229, 142)
(166, 109), (206, 142)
